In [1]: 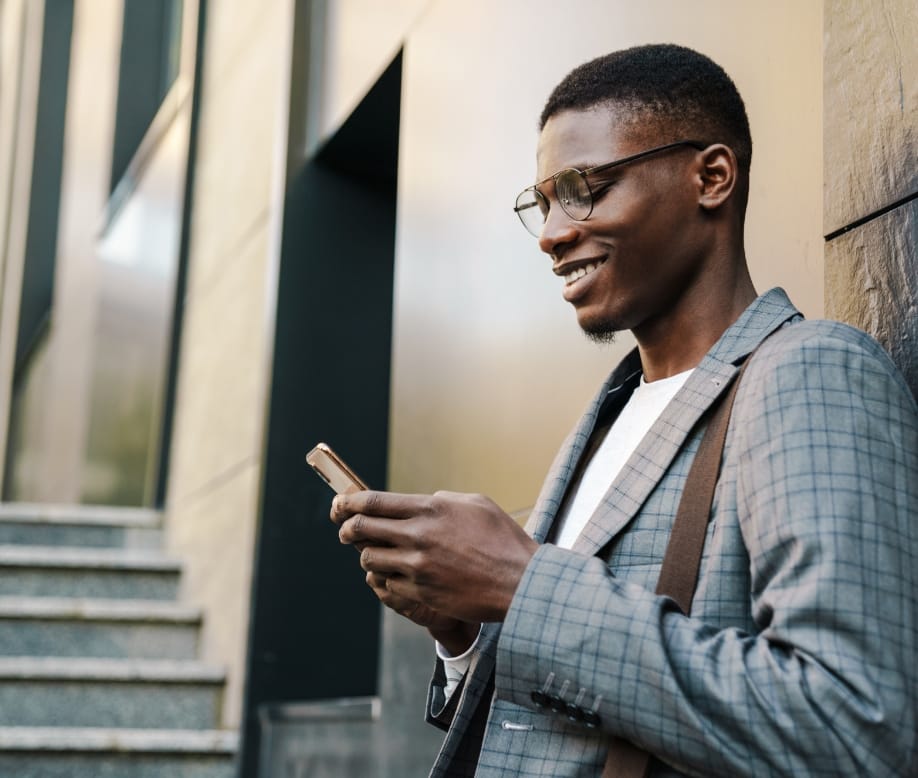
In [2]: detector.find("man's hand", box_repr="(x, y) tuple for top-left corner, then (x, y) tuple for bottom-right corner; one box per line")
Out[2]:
(331, 490), (539, 625)
(363, 570), (480, 655)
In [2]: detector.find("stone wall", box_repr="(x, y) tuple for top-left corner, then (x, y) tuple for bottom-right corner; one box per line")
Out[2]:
(824, 0), (918, 397)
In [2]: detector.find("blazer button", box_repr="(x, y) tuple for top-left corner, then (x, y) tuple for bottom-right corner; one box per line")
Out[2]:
(583, 709), (601, 728)
(550, 679), (571, 713)
(532, 672), (555, 709)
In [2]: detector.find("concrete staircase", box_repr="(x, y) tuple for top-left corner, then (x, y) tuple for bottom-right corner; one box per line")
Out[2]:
(0, 504), (238, 777)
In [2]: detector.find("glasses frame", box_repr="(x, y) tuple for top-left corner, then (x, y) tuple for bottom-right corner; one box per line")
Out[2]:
(514, 139), (708, 236)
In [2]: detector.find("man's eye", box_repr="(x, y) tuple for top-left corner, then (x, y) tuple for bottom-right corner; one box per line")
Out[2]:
(590, 180), (617, 201)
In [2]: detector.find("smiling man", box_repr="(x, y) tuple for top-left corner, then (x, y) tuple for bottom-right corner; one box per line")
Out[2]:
(332, 45), (918, 776)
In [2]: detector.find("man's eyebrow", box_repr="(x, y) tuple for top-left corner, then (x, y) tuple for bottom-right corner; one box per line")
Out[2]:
(583, 161), (618, 172)
(535, 161), (604, 183)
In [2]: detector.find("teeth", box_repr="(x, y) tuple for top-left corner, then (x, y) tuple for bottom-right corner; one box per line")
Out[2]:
(564, 261), (603, 284)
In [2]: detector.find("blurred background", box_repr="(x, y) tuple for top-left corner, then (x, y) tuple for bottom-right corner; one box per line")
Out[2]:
(0, 0), (913, 775)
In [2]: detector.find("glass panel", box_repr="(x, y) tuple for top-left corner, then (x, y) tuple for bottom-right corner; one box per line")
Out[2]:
(82, 109), (190, 505)
(3, 0), (196, 506)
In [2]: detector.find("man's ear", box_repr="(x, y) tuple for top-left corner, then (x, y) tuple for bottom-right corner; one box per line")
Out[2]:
(696, 144), (738, 211)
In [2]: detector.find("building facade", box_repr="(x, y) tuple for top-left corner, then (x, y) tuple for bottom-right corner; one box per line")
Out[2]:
(0, 1), (913, 775)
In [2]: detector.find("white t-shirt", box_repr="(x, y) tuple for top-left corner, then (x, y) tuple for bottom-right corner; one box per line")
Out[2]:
(438, 368), (695, 696)
(553, 368), (694, 549)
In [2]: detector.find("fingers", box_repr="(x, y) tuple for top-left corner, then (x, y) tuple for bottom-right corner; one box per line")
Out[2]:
(338, 513), (408, 548)
(358, 543), (408, 577)
(366, 571), (425, 623)
(366, 571), (397, 603)
(330, 490), (432, 524)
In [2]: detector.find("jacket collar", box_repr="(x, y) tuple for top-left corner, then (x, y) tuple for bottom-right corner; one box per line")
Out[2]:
(525, 287), (801, 549)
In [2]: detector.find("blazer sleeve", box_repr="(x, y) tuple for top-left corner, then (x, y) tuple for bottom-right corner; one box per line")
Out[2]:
(494, 323), (918, 776)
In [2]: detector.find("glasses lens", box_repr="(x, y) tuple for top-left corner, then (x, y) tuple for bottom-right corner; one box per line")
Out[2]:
(555, 170), (591, 220)
(514, 189), (548, 236)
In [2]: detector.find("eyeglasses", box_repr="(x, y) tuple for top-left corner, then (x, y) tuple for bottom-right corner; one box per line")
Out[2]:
(513, 140), (707, 237)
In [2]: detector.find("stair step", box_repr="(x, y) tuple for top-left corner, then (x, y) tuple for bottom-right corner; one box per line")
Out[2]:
(0, 727), (237, 778)
(0, 658), (226, 729)
(0, 546), (180, 599)
(0, 725), (237, 752)
(0, 504), (162, 550)
(0, 597), (201, 659)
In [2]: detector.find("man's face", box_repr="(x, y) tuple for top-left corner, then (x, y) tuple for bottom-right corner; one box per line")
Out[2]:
(535, 107), (709, 341)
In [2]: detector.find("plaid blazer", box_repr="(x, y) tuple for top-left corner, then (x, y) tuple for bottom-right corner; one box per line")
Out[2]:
(426, 288), (918, 777)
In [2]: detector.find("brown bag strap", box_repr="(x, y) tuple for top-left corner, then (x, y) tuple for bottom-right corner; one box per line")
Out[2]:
(601, 362), (749, 778)
(653, 367), (745, 613)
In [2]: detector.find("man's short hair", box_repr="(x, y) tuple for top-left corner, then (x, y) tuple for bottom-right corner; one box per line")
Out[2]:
(540, 44), (752, 176)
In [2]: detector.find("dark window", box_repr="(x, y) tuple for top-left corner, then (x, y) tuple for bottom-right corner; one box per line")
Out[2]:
(109, 0), (183, 192)
(14, 0), (74, 375)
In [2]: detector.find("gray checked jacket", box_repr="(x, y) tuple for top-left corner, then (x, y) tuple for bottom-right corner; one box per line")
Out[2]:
(426, 288), (918, 777)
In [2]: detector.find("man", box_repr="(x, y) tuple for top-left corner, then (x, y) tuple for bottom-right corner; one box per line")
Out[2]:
(332, 44), (918, 776)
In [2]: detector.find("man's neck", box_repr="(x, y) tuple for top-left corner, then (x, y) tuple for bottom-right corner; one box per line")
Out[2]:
(635, 261), (757, 382)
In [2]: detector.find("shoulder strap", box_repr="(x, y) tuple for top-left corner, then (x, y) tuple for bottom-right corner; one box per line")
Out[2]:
(601, 359), (750, 778)
(654, 365), (746, 613)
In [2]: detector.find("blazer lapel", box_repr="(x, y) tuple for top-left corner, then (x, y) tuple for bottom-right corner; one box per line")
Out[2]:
(571, 359), (738, 555)
(572, 287), (802, 556)
(524, 351), (642, 543)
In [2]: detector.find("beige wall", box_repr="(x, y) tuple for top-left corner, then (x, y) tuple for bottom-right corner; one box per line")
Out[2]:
(305, 0), (430, 154)
(163, 0), (295, 728)
(390, 0), (824, 513)
(0, 0), (40, 485)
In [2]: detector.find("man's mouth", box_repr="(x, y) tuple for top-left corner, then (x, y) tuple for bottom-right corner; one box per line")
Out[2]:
(562, 259), (606, 285)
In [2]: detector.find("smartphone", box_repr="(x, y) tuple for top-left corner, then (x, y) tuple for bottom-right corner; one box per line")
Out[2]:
(306, 443), (369, 494)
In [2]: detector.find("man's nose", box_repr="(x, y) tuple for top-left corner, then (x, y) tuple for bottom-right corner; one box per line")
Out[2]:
(537, 206), (580, 257)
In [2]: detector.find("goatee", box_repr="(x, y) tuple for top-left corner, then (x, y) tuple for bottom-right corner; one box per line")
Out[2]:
(582, 323), (619, 345)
